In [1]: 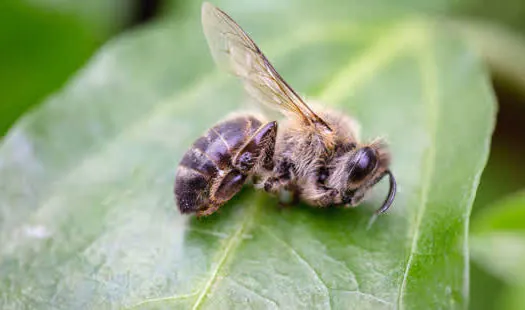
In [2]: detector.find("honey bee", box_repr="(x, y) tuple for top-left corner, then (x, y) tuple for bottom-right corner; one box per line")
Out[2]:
(174, 2), (397, 217)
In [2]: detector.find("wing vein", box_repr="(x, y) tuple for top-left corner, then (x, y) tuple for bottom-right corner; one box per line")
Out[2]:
(201, 2), (330, 132)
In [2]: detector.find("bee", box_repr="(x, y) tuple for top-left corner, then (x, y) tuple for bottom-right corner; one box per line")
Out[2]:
(174, 2), (397, 217)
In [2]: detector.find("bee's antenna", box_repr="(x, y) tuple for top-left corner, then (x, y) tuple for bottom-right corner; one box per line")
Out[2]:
(375, 170), (396, 214)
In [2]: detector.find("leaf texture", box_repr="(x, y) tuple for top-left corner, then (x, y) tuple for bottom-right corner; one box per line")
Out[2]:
(0, 3), (495, 309)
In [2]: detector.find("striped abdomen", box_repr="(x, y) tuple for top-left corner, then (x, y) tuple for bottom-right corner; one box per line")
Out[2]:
(175, 115), (266, 215)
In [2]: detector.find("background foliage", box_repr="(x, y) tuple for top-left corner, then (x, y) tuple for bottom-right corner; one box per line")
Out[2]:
(1, 0), (524, 309)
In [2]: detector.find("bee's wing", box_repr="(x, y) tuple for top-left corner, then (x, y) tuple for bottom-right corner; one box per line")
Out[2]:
(201, 2), (331, 132)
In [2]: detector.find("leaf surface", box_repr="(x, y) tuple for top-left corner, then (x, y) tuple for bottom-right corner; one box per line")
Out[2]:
(0, 2), (495, 309)
(470, 191), (525, 310)
(471, 191), (525, 284)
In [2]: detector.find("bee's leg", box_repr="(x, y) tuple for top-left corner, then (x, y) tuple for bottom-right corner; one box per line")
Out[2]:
(276, 159), (293, 182)
(263, 177), (277, 192)
(314, 186), (339, 207)
(196, 122), (278, 217)
(233, 121), (278, 173)
(198, 169), (248, 217)
(262, 159), (294, 193)
(309, 165), (339, 206)
(300, 175), (339, 207)
(196, 203), (221, 217)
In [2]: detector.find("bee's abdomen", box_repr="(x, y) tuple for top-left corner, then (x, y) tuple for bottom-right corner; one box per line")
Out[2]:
(174, 166), (209, 213)
(175, 115), (262, 214)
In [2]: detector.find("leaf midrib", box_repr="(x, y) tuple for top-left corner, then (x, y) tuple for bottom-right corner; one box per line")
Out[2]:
(191, 200), (261, 310)
(396, 31), (440, 309)
(138, 21), (418, 309)
(4, 18), (442, 309)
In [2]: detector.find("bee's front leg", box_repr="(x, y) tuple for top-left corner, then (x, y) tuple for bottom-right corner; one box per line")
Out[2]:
(299, 175), (339, 207)
(313, 185), (339, 207)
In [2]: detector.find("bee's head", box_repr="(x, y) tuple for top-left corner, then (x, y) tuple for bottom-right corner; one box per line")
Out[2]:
(338, 141), (396, 213)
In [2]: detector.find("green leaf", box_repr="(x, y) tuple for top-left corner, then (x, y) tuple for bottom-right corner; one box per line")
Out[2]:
(0, 2), (495, 309)
(25, 0), (133, 38)
(471, 191), (525, 284)
(0, 0), (134, 136)
(498, 283), (525, 310)
(452, 20), (525, 97)
(0, 1), (97, 135)
(470, 191), (525, 310)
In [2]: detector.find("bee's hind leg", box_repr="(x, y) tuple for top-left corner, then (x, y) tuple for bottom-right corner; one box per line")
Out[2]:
(233, 121), (278, 173)
(196, 203), (221, 217)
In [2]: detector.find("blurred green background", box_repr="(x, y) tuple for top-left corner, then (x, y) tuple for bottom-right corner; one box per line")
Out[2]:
(1, 0), (524, 309)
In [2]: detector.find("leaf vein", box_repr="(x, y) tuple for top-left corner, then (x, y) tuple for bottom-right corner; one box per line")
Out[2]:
(261, 225), (332, 309)
(191, 203), (259, 310)
(188, 228), (229, 239)
(396, 32), (439, 309)
(226, 277), (279, 308)
(334, 289), (392, 306)
(318, 21), (418, 103)
(126, 292), (198, 309)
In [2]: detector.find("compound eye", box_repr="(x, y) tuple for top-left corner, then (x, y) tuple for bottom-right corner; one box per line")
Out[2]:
(349, 147), (377, 182)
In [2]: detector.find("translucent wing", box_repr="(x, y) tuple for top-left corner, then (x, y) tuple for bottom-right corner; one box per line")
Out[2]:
(201, 2), (331, 132)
